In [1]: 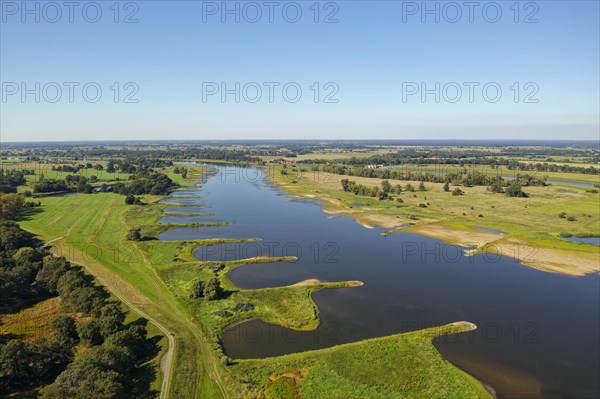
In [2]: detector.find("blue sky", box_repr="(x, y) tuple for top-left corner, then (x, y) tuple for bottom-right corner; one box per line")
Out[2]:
(1, 0), (599, 141)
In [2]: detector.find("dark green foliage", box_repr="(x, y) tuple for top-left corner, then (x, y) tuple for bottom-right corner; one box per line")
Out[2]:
(0, 193), (24, 220)
(0, 340), (31, 382)
(380, 180), (392, 194)
(77, 320), (104, 347)
(220, 356), (232, 366)
(0, 221), (153, 397)
(505, 182), (528, 197)
(125, 194), (135, 205)
(188, 278), (206, 299)
(203, 277), (222, 300)
(452, 188), (464, 196)
(443, 182), (450, 192)
(214, 308), (233, 318)
(35, 256), (71, 294)
(0, 220), (37, 253)
(0, 170), (26, 193)
(51, 316), (80, 348)
(96, 303), (126, 339)
(126, 228), (142, 241)
(113, 173), (175, 196)
(232, 302), (255, 312)
(33, 179), (69, 193)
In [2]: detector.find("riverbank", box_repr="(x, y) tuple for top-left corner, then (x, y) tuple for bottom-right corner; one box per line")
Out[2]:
(268, 164), (600, 276)
(227, 321), (493, 399)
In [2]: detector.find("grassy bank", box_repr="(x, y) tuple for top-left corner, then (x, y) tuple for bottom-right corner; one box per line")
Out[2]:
(267, 164), (599, 276)
(227, 322), (492, 399)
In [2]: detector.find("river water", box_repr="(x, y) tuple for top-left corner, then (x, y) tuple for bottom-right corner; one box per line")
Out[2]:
(159, 166), (599, 398)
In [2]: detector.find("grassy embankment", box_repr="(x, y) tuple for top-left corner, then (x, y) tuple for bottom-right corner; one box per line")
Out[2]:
(18, 167), (225, 398)
(268, 164), (600, 276)
(17, 164), (492, 398)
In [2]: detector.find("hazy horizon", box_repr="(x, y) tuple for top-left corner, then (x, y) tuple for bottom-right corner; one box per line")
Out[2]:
(1, 1), (599, 142)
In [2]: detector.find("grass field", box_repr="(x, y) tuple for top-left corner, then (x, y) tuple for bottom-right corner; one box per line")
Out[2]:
(228, 322), (492, 399)
(15, 164), (494, 398)
(17, 181), (226, 397)
(269, 164), (600, 276)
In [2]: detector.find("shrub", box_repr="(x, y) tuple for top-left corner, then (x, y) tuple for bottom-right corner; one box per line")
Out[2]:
(126, 228), (141, 241)
(220, 356), (232, 366)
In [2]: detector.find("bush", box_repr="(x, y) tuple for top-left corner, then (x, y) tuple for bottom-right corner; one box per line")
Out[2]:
(188, 278), (205, 299)
(220, 356), (232, 366)
(203, 277), (221, 300)
(126, 228), (142, 241)
(452, 188), (464, 196)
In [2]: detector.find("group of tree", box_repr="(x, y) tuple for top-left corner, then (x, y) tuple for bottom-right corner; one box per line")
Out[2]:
(322, 164), (547, 189)
(0, 170), (27, 193)
(113, 172), (175, 196)
(173, 166), (188, 178)
(188, 275), (223, 301)
(341, 179), (426, 200)
(0, 194), (25, 220)
(0, 220), (155, 398)
(304, 147), (599, 176)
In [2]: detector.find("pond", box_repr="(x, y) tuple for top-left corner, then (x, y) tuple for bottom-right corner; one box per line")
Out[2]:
(160, 166), (599, 398)
(565, 236), (600, 246)
(163, 205), (208, 214)
(473, 227), (507, 235)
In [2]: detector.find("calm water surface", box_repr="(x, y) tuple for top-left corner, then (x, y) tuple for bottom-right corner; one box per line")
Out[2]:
(159, 166), (599, 398)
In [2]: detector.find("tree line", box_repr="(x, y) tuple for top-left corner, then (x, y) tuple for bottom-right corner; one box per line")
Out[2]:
(324, 164), (545, 189)
(0, 219), (158, 398)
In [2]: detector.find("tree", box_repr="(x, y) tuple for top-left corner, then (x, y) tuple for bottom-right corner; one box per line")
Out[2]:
(97, 302), (126, 338)
(380, 180), (392, 194)
(51, 315), (80, 348)
(443, 182), (450, 192)
(125, 194), (135, 205)
(203, 277), (221, 300)
(13, 246), (37, 265)
(126, 228), (141, 241)
(35, 256), (71, 294)
(506, 182), (528, 197)
(0, 340), (32, 381)
(189, 278), (205, 299)
(418, 181), (426, 191)
(0, 193), (24, 220)
(104, 325), (148, 359)
(220, 355), (232, 366)
(56, 270), (87, 297)
(77, 320), (104, 346)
